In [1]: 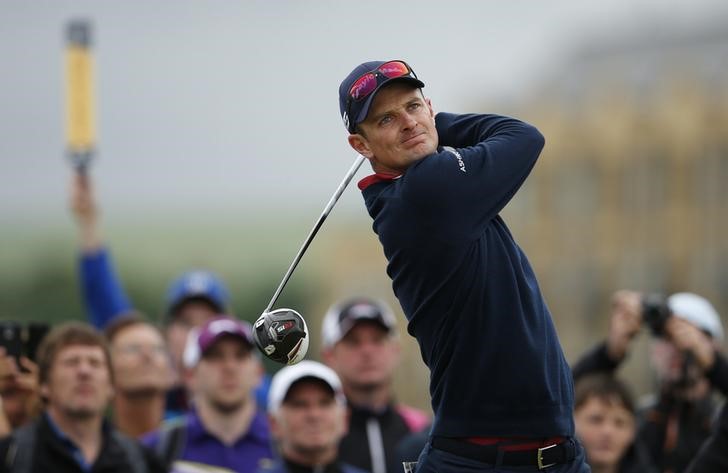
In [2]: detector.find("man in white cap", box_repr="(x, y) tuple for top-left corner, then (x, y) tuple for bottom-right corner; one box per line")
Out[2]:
(572, 290), (728, 473)
(259, 360), (367, 473)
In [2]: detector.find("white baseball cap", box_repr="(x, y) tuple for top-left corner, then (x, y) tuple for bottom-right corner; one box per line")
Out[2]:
(321, 297), (397, 349)
(268, 360), (346, 413)
(668, 292), (724, 342)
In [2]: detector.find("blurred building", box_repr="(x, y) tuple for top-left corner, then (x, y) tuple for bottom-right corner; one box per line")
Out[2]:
(505, 21), (728, 390)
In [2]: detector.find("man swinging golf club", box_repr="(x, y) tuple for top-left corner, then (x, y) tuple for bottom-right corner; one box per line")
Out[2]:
(336, 59), (590, 473)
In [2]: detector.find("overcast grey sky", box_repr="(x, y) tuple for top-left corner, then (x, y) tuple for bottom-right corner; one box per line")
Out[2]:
(2, 0), (726, 227)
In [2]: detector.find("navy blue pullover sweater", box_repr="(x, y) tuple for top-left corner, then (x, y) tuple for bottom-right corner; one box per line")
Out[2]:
(360, 113), (574, 438)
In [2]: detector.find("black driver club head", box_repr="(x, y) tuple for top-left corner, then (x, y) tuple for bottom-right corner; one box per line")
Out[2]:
(254, 155), (365, 365)
(253, 308), (309, 365)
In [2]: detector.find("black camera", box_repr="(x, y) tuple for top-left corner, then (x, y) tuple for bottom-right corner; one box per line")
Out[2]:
(0, 321), (50, 364)
(642, 293), (672, 336)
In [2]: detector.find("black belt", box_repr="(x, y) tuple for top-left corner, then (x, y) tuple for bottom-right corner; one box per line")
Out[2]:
(431, 436), (577, 470)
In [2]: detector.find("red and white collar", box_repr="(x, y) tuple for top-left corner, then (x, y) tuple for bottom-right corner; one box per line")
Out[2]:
(357, 172), (402, 190)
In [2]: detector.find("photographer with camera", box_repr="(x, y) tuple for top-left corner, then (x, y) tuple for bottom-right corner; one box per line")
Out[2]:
(0, 347), (41, 437)
(572, 290), (728, 473)
(0, 322), (49, 436)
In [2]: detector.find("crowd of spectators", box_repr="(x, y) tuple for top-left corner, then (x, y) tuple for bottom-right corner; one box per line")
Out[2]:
(0, 171), (726, 473)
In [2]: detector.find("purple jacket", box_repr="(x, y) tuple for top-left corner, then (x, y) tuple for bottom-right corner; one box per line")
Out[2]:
(142, 408), (274, 473)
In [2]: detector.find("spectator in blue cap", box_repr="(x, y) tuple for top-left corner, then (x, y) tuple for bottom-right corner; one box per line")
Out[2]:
(164, 269), (231, 389)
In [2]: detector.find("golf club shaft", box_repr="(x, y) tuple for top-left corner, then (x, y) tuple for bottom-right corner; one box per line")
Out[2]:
(264, 154), (367, 312)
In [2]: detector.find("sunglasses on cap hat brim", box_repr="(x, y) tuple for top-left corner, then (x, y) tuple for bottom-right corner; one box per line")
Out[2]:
(345, 60), (423, 133)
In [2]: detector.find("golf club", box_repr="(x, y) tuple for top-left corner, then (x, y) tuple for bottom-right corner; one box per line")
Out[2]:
(253, 154), (367, 365)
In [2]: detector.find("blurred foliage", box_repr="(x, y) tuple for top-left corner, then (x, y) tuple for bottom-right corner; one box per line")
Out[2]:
(1, 245), (84, 325)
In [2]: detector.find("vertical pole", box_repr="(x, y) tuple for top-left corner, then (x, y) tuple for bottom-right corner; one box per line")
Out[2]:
(65, 20), (96, 171)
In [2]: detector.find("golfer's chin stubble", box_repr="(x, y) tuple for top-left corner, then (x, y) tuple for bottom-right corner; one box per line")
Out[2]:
(407, 133), (439, 163)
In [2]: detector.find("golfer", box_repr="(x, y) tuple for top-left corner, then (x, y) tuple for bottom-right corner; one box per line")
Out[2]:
(339, 59), (589, 473)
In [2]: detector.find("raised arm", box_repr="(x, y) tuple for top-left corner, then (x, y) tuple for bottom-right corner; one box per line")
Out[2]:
(405, 113), (544, 237)
(572, 290), (643, 380)
(70, 173), (133, 329)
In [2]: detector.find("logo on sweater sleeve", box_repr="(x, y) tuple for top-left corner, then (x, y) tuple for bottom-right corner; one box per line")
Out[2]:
(443, 146), (466, 173)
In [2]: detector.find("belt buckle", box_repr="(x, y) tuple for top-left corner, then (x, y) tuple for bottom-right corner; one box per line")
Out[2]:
(537, 443), (558, 470)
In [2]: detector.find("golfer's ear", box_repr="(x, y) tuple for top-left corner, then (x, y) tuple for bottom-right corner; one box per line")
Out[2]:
(425, 97), (435, 119)
(348, 133), (373, 159)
